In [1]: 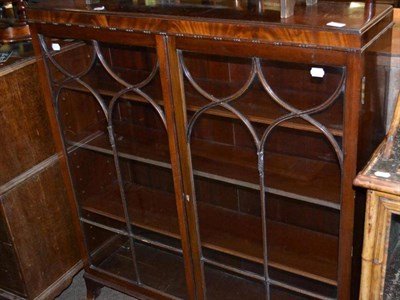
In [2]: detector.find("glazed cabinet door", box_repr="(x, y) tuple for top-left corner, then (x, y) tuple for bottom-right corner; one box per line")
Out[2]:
(173, 38), (348, 300)
(35, 32), (194, 299)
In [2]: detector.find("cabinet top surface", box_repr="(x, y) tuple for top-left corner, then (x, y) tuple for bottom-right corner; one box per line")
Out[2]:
(27, 0), (393, 38)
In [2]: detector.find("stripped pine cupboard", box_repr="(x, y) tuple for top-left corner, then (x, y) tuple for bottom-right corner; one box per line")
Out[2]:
(26, 0), (393, 299)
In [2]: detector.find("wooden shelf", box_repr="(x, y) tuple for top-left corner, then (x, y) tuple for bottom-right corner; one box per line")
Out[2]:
(89, 236), (188, 299)
(184, 77), (344, 137)
(80, 182), (338, 286)
(60, 62), (344, 137)
(81, 183), (181, 240)
(67, 122), (341, 209)
(191, 139), (341, 208)
(198, 202), (338, 286)
(66, 121), (171, 166)
(88, 231), (325, 300)
(204, 264), (335, 300)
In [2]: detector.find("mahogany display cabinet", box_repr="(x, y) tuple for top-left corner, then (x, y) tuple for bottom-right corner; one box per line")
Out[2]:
(26, 1), (394, 299)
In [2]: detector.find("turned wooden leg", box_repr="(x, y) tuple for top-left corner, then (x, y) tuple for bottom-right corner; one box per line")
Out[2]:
(84, 276), (102, 300)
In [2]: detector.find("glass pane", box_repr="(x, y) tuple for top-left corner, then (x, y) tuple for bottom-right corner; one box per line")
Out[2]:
(42, 36), (188, 299)
(82, 216), (136, 282)
(96, 43), (187, 298)
(181, 50), (342, 299)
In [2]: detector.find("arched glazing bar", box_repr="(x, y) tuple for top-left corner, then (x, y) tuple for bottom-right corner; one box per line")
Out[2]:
(39, 36), (109, 119)
(255, 58), (345, 171)
(183, 55), (259, 145)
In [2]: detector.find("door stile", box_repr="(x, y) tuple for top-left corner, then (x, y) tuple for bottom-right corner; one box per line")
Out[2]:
(337, 52), (363, 300)
(29, 25), (90, 268)
(156, 34), (206, 300)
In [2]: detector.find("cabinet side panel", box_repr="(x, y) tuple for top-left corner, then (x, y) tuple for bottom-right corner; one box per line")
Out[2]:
(0, 63), (55, 185)
(352, 26), (394, 300)
(0, 205), (26, 297)
(358, 27), (393, 168)
(1, 161), (80, 299)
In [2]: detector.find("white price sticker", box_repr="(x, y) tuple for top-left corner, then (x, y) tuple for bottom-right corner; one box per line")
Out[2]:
(374, 171), (391, 178)
(310, 67), (325, 78)
(51, 43), (61, 51)
(326, 22), (346, 28)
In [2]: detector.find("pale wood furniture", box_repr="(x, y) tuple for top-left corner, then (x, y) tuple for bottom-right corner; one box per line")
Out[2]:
(354, 95), (400, 300)
(0, 42), (80, 299)
(27, 1), (394, 299)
